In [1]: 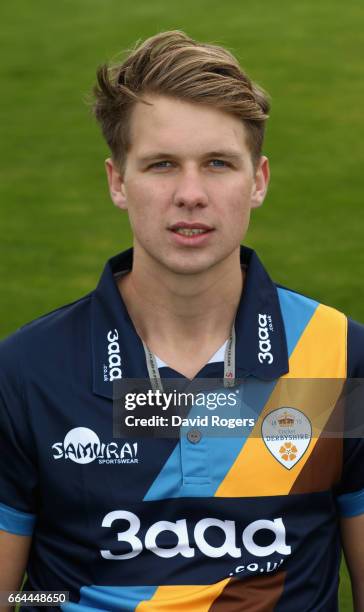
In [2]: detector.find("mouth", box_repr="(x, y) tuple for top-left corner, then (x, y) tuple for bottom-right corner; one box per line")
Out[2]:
(169, 223), (214, 236)
(168, 223), (214, 246)
(172, 228), (210, 237)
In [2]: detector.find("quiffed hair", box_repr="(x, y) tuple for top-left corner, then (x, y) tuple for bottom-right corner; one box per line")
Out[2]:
(92, 30), (270, 171)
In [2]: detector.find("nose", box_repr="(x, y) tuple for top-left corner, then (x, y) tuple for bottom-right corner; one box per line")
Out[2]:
(173, 167), (209, 210)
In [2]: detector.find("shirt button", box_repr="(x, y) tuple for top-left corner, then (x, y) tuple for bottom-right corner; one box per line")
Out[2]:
(187, 429), (202, 444)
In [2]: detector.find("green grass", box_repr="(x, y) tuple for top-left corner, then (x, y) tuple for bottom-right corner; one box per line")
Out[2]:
(1, 0), (363, 609)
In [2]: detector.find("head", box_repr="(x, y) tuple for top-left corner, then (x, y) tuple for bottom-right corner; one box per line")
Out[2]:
(93, 30), (270, 174)
(92, 31), (271, 277)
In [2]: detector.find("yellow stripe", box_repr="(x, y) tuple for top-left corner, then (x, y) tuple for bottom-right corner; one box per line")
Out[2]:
(285, 303), (346, 379)
(215, 304), (347, 497)
(136, 579), (230, 611)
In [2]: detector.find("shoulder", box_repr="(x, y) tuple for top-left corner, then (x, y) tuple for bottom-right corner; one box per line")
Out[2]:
(276, 282), (346, 343)
(276, 284), (364, 377)
(276, 283), (347, 325)
(347, 317), (364, 377)
(0, 292), (93, 378)
(276, 283), (334, 314)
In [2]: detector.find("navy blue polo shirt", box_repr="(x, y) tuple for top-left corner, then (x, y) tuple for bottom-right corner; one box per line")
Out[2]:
(0, 246), (363, 611)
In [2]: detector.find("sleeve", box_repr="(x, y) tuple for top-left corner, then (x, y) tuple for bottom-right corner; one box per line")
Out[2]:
(0, 332), (38, 535)
(335, 317), (364, 518)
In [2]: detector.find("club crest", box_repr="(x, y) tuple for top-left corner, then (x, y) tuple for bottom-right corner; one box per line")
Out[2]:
(261, 408), (312, 469)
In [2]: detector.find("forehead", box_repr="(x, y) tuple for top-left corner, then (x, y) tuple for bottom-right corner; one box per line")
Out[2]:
(127, 94), (250, 156)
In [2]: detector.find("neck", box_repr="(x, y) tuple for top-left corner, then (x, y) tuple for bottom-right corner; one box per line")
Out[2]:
(118, 247), (244, 352)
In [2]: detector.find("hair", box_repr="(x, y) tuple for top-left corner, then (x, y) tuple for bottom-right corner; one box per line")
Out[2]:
(92, 30), (270, 172)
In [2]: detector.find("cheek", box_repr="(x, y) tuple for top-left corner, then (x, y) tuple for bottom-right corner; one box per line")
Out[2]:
(124, 181), (167, 242)
(126, 177), (171, 213)
(221, 183), (253, 218)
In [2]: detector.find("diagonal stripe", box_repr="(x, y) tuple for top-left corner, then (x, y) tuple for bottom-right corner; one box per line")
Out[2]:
(285, 303), (347, 379)
(136, 580), (230, 611)
(143, 387), (260, 500)
(144, 289), (320, 502)
(215, 302), (347, 497)
(286, 303), (347, 495)
(62, 586), (158, 612)
(276, 287), (318, 356)
(209, 572), (286, 612)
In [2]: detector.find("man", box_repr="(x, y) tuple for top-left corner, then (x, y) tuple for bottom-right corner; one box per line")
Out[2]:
(0, 30), (363, 611)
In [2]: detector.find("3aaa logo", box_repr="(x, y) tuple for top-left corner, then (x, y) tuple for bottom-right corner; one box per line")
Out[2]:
(261, 408), (312, 469)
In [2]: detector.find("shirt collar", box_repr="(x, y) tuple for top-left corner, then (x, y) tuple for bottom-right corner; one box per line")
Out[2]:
(91, 246), (289, 399)
(234, 247), (288, 379)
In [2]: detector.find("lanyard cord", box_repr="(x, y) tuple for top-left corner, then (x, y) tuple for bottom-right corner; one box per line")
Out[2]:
(142, 326), (236, 392)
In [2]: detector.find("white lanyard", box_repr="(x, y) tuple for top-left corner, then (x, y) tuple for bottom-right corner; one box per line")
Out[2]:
(142, 327), (236, 392)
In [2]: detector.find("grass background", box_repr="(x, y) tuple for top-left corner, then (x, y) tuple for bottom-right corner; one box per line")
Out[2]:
(1, 0), (363, 609)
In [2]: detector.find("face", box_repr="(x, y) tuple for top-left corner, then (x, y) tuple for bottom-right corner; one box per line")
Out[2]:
(106, 94), (269, 276)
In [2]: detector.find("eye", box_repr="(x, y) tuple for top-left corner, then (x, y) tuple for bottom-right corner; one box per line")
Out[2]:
(209, 159), (230, 168)
(149, 161), (173, 169)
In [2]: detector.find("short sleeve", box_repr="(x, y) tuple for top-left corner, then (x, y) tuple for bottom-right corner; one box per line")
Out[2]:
(335, 318), (364, 517)
(0, 332), (38, 535)
(336, 438), (364, 518)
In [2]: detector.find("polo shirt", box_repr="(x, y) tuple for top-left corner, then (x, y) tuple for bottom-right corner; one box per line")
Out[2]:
(0, 245), (364, 612)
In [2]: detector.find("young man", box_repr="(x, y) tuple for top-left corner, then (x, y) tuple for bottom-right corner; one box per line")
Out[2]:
(0, 30), (363, 611)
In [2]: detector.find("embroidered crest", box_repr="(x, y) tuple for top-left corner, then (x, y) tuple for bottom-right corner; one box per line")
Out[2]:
(261, 408), (312, 469)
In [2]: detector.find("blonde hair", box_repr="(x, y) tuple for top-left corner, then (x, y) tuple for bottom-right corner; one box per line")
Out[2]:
(92, 30), (270, 170)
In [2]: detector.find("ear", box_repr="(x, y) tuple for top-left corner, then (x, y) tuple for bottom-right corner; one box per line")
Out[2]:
(251, 156), (270, 209)
(105, 158), (127, 210)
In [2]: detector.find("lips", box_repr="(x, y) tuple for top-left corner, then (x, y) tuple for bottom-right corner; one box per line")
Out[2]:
(173, 228), (209, 236)
(168, 222), (215, 246)
(169, 222), (214, 236)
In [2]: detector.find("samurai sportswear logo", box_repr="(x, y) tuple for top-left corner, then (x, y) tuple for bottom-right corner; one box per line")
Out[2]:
(51, 427), (139, 464)
(258, 313), (274, 364)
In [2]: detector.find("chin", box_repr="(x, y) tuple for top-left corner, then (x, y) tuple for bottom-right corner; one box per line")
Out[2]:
(160, 254), (219, 276)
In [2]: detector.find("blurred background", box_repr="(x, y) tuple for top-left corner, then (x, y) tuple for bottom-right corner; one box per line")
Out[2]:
(1, 0), (363, 607)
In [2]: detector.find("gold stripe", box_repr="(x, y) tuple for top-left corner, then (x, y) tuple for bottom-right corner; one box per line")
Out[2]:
(136, 579), (230, 611)
(215, 304), (347, 497)
(286, 303), (346, 379)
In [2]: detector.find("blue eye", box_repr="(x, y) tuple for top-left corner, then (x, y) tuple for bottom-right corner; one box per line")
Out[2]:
(210, 159), (228, 167)
(151, 161), (172, 169)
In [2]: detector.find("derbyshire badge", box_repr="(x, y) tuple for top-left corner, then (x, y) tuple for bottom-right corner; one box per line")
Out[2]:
(261, 407), (312, 470)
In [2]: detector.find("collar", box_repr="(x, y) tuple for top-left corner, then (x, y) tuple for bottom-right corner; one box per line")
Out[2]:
(91, 246), (289, 399)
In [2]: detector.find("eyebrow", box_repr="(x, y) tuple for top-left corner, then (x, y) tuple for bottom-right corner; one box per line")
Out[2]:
(137, 150), (244, 164)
